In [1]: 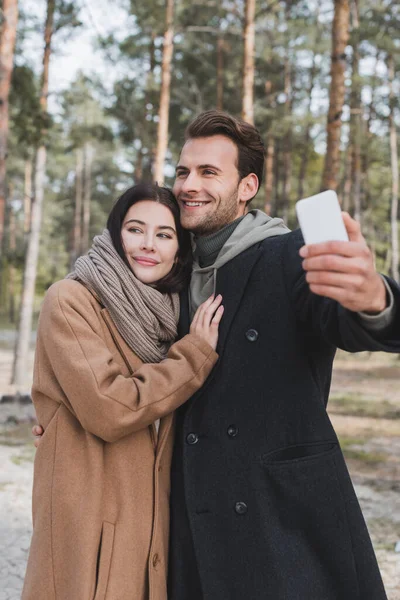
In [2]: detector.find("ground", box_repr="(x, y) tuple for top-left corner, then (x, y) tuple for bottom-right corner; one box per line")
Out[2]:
(0, 346), (399, 599)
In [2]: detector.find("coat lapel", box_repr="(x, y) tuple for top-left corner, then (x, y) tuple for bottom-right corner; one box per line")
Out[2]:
(214, 242), (262, 352)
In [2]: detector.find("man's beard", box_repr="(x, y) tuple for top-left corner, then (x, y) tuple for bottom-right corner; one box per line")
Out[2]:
(182, 189), (241, 237)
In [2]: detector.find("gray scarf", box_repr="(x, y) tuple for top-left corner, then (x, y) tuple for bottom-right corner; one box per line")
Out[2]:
(190, 210), (290, 316)
(66, 229), (180, 363)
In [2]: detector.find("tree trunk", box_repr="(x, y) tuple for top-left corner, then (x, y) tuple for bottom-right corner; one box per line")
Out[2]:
(12, 0), (55, 387)
(82, 142), (94, 253)
(0, 0), (19, 254)
(273, 140), (281, 216)
(362, 51), (380, 212)
(8, 205), (16, 323)
(264, 135), (274, 214)
(153, 0), (174, 183)
(216, 34), (224, 110)
(349, 0), (362, 222)
(341, 145), (352, 211)
(321, 0), (350, 191)
(388, 55), (399, 283)
(135, 147), (143, 183)
(297, 30), (319, 200)
(242, 0), (256, 124)
(24, 156), (33, 234)
(281, 50), (293, 224)
(71, 147), (83, 267)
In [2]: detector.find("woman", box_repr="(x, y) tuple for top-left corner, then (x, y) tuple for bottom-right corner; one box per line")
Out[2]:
(22, 183), (223, 600)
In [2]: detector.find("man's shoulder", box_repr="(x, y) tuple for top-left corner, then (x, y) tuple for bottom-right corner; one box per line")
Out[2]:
(257, 228), (303, 256)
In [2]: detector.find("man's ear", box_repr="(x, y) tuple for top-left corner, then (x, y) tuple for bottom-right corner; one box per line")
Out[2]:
(239, 173), (259, 204)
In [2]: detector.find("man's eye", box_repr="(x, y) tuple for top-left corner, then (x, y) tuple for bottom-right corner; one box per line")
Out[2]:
(176, 171), (187, 178)
(203, 170), (216, 175)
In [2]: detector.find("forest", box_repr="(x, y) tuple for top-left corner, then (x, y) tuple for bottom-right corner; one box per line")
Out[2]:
(0, 0), (400, 385)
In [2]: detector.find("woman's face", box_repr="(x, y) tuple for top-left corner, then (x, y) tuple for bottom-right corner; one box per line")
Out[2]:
(121, 200), (179, 285)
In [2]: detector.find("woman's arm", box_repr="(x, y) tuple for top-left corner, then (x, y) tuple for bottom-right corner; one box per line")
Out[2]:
(34, 282), (219, 442)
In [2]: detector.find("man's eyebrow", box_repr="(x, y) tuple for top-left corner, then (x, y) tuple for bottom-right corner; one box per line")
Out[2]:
(175, 164), (222, 172)
(198, 164), (222, 172)
(124, 219), (176, 233)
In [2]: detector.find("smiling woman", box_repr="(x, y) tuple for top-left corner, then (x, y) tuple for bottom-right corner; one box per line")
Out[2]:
(107, 183), (192, 293)
(22, 183), (224, 600)
(121, 201), (179, 285)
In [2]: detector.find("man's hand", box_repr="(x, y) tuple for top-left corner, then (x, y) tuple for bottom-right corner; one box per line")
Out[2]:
(32, 424), (44, 448)
(299, 212), (387, 314)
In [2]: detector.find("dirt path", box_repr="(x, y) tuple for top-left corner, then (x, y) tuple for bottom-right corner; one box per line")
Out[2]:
(329, 351), (400, 599)
(0, 348), (399, 598)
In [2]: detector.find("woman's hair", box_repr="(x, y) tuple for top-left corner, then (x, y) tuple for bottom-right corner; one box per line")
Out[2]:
(107, 183), (192, 293)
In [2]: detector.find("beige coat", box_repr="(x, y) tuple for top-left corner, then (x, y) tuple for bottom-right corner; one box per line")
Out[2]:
(22, 280), (218, 600)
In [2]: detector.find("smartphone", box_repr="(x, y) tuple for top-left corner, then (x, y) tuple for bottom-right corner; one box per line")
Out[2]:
(295, 190), (349, 245)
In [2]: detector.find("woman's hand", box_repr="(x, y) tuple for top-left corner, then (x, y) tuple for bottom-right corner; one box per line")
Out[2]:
(190, 294), (224, 351)
(32, 424), (44, 448)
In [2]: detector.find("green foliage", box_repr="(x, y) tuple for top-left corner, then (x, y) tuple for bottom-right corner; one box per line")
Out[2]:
(2, 0), (400, 314)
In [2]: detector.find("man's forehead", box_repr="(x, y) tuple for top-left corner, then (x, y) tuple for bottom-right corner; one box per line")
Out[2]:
(177, 135), (238, 166)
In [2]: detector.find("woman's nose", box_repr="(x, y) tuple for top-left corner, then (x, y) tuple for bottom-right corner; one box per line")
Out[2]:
(140, 235), (155, 251)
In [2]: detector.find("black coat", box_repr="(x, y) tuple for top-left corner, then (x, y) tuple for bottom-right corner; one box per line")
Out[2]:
(168, 229), (399, 600)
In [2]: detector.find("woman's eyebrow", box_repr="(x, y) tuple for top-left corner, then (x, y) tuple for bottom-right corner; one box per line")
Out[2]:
(124, 219), (176, 234)
(125, 219), (144, 225)
(158, 225), (176, 234)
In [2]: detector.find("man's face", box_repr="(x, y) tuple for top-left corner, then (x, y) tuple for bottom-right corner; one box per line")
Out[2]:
(173, 135), (247, 236)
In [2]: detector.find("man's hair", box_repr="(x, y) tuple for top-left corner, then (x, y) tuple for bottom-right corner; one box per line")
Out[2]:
(185, 110), (265, 200)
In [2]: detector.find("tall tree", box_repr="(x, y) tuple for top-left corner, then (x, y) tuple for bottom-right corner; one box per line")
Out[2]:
(242, 0), (256, 124)
(0, 0), (19, 253)
(12, 0), (56, 386)
(348, 0), (362, 221)
(71, 146), (83, 267)
(321, 0), (350, 191)
(388, 54), (399, 282)
(153, 0), (174, 183)
(216, 33), (225, 110)
(82, 141), (94, 253)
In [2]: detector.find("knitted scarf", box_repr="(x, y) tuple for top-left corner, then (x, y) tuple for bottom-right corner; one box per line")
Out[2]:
(66, 229), (180, 363)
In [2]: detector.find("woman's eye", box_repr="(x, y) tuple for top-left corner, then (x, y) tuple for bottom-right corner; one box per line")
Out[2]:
(128, 227), (142, 233)
(158, 233), (172, 239)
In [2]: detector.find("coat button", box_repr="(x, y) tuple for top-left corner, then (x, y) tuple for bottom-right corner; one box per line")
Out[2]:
(245, 329), (258, 342)
(186, 433), (199, 445)
(235, 502), (248, 515)
(227, 425), (238, 438)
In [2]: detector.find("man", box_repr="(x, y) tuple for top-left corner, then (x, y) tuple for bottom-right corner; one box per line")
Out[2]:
(166, 111), (398, 599)
(34, 110), (397, 599)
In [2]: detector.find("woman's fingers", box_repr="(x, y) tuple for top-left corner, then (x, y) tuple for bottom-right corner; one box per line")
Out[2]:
(202, 294), (222, 327)
(189, 294), (224, 351)
(192, 294), (214, 327)
(32, 424), (44, 448)
(211, 305), (224, 326)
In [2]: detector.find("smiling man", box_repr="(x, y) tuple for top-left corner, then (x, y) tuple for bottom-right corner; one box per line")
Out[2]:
(32, 110), (398, 599)
(166, 110), (399, 600)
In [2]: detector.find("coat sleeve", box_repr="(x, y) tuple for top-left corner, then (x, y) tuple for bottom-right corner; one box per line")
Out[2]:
(283, 229), (400, 353)
(35, 283), (218, 442)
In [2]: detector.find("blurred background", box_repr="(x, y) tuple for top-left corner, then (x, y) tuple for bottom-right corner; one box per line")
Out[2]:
(0, 0), (399, 598)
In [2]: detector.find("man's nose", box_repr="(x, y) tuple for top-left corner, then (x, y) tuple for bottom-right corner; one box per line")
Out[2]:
(180, 171), (201, 193)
